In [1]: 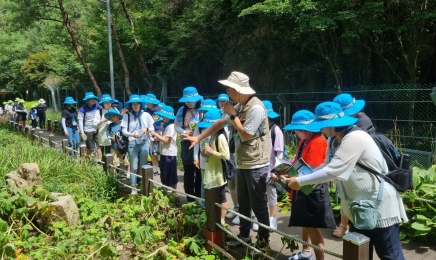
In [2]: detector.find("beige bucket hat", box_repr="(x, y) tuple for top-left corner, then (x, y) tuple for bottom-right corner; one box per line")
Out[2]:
(218, 71), (256, 95)
(38, 99), (46, 104)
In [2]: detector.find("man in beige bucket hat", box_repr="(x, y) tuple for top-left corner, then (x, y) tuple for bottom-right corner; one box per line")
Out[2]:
(184, 71), (271, 255)
(36, 98), (47, 129)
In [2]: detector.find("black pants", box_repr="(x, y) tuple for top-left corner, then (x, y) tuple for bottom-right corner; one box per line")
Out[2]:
(31, 119), (38, 128)
(37, 113), (46, 129)
(183, 163), (202, 202)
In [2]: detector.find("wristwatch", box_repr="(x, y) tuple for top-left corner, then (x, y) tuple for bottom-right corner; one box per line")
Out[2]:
(230, 114), (237, 120)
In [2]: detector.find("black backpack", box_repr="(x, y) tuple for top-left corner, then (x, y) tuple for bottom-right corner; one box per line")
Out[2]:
(214, 132), (236, 181)
(36, 104), (45, 114)
(334, 126), (413, 192)
(112, 113), (130, 155)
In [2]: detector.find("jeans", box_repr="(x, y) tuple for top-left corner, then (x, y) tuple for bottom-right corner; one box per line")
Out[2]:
(66, 127), (80, 157)
(183, 163), (202, 202)
(128, 140), (149, 186)
(350, 223), (405, 260)
(237, 166), (270, 240)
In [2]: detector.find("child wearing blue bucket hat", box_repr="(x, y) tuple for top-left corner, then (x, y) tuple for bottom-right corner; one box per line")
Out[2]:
(95, 94), (113, 161)
(78, 92), (101, 156)
(285, 102), (407, 260)
(261, 100), (283, 231)
(122, 94), (156, 194)
(282, 109), (335, 260)
(333, 93), (375, 134)
(144, 93), (162, 176)
(174, 86), (203, 202)
(62, 97), (80, 157)
(106, 108), (130, 177)
(151, 106), (178, 190)
(198, 110), (230, 224)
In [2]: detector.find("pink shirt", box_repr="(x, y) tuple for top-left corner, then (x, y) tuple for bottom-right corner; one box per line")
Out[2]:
(269, 125), (284, 176)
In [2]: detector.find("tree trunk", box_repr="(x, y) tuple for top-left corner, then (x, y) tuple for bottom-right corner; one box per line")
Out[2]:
(120, 0), (154, 92)
(110, 14), (131, 96)
(57, 0), (101, 97)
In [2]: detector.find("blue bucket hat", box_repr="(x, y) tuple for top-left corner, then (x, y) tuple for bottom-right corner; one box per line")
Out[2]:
(197, 110), (222, 129)
(197, 99), (219, 112)
(262, 100), (279, 119)
(158, 102), (165, 108)
(83, 92), (99, 101)
(99, 94), (113, 104)
(155, 105), (176, 120)
(63, 96), (77, 105)
(333, 93), (365, 116)
(308, 102), (358, 130)
(144, 93), (161, 105)
(126, 94), (144, 109)
(283, 110), (320, 132)
(111, 99), (123, 110)
(217, 93), (230, 102)
(178, 86), (203, 103)
(104, 108), (123, 120)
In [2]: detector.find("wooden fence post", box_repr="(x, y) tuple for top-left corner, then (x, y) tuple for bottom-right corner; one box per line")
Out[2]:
(204, 186), (222, 252)
(79, 144), (86, 157)
(49, 134), (55, 148)
(62, 139), (69, 154)
(30, 129), (35, 142)
(47, 119), (52, 131)
(342, 232), (370, 260)
(105, 154), (116, 175)
(14, 122), (18, 130)
(24, 126), (29, 134)
(54, 120), (59, 133)
(38, 131), (44, 146)
(18, 124), (23, 131)
(141, 165), (154, 196)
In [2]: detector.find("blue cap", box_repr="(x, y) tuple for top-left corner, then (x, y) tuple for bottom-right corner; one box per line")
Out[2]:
(283, 110), (320, 132)
(83, 92), (99, 101)
(99, 94), (113, 104)
(308, 102), (358, 130)
(262, 100), (279, 119)
(125, 94), (144, 110)
(197, 110), (222, 129)
(178, 86), (203, 103)
(104, 108), (123, 120)
(333, 93), (365, 116)
(155, 105), (176, 120)
(197, 99), (220, 112)
(144, 93), (161, 105)
(63, 96), (77, 105)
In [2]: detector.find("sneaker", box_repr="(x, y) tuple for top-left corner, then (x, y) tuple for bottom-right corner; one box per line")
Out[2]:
(226, 208), (239, 219)
(288, 252), (314, 260)
(232, 216), (240, 225)
(269, 216), (277, 230)
(226, 234), (251, 249)
(131, 189), (138, 195)
(126, 173), (130, 179)
(153, 172), (160, 176)
(252, 217), (259, 232)
(250, 237), (271, 258)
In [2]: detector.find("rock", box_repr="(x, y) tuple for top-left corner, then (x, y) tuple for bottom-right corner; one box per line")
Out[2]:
(4, 163), (42, 188)
(45, 194), (80, 226)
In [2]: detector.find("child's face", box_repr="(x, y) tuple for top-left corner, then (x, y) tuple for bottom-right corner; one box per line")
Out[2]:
(110, 115), (121, 123)
(185, 102), (196, 109)
(162, 116), (170, 122)
(102, 102), (112, 110)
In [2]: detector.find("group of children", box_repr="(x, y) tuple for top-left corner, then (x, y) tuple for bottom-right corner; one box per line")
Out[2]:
(1, 98), (47, 129)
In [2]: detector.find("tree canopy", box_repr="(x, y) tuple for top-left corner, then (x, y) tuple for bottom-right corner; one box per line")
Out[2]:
(1, 0), (435, 95)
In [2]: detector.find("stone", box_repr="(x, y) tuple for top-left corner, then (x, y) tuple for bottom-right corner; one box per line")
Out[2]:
(4, 163), (42, 188)
(45, 194), (80, 226)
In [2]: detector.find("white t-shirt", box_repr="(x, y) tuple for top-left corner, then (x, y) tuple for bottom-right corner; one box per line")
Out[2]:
(324, 130), (408, 227)
(121, 111), (155, 142)
(161, 124), (178, 156)
(225, 104), (269, 169)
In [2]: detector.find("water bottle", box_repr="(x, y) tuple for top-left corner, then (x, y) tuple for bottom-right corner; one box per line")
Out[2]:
(401, 154), (411, 170)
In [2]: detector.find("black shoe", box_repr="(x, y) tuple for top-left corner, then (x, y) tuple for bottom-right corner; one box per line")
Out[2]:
(226, 234), (251, 249)
(250, 237), (271, 258)
(153, 172), (160, 176)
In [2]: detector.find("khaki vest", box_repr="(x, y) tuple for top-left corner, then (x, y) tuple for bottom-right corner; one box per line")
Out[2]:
(235, 96), (270, 166)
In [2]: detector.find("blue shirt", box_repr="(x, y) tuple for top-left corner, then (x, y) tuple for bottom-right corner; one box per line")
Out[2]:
(107, 122), (122, 149)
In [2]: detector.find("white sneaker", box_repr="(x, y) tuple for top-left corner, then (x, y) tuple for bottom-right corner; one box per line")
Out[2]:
(126, 173), (130, 179)
(232, 216), (240, 225)
(131, 189), (138, 195)
(269, 217), (277, 230)
(252, 217), (259, 231)
(226, 208), (238, 219)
